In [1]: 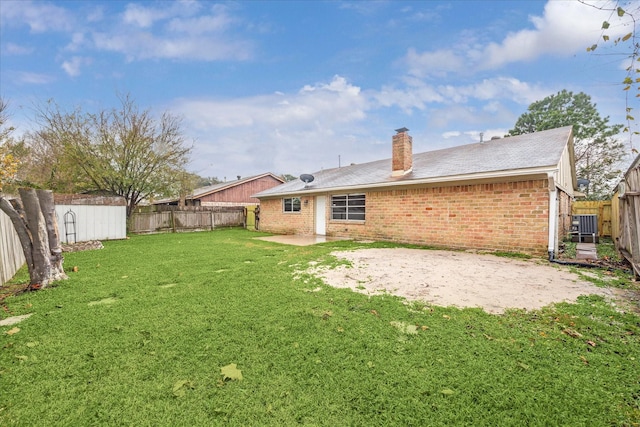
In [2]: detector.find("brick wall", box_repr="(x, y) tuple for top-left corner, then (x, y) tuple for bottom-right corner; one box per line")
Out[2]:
(260, 178), (556, 255)
(260, 196), (315, 235)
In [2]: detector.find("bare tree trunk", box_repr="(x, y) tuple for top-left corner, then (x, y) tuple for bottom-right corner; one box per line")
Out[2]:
(0, 188), (67, 289)
(0, 197), (36, 281)
(19, 188), (51, 287)
(36, 189), (66, 283)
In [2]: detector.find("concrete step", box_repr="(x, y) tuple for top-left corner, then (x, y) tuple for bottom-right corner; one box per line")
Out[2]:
(576, 243), (598, 260)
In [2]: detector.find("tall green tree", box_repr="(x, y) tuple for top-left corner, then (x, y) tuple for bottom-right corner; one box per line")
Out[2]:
(33, 94), (192, 217)
(23, 127), (92, 193)
(509, 90), (625, 199)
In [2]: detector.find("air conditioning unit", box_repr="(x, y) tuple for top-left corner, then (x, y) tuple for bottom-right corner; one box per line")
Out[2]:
(571, 214), (598, 243)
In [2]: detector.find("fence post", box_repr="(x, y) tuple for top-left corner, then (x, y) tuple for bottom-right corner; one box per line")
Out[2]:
(210, 211), (214, 231)
(630, 196), (640, 271)
(171, 211), (176, 233)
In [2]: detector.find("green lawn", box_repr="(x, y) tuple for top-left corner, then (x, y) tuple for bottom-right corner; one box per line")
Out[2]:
(1, 229), (639, 426)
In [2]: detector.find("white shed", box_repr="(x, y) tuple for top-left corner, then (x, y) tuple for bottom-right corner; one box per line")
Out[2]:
(54, 194), (127, 243)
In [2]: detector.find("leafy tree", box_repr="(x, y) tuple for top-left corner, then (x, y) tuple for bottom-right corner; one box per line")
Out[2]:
(196, 176), (222, 187)
(581, 0), (639, 147)
(509, 90), (625, 199)
(1, 98), (67, 289)
(33, 94), (192, 217)
(281, 174), (298, 182)
(0, 98), (19, 193)
(170, 170), (200, 207)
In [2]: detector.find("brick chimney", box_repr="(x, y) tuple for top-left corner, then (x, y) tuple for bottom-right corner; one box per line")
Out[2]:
(392, 127), (412, 177)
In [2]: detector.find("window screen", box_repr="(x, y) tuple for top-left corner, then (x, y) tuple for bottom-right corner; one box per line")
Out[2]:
(331, 194), (365, 220)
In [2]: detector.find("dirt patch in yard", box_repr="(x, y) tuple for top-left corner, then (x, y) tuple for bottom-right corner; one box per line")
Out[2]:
(306, 248), (616, 314)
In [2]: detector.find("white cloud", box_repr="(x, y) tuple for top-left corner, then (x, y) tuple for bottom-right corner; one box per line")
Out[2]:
(442, 131), (461, 139)
(122, 1), (208, 28)
(93, 2), (252, 61)
(167, 12), (233, 35)
(482, 128), (510, 140)
(405, 48), (465, 78)
(475, 0), (636, 69)
(405, 0), (634, 77)
(65, 32), (87, 52)
(87, 6), (104, 23)
(373, 82), (443, 112)
(61, 56), (92, 77)
(173, 76), (375, 177)
(92, 31), (252, 61)
(4, 43), (34, 55)
(0, 0), (74, 33)
(176, 76), (368, 130)
(122, 3), (171, 28)
(371, 76), (548, 113)
(459, 77), (550, 105)
(16, 72), (55, 85)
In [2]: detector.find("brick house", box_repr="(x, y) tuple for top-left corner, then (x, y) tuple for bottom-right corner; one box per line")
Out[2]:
(253, 127), (578, 256)
(155, 172), (285, 207)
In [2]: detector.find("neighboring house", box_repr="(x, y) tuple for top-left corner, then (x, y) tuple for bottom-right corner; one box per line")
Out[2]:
(254, 127), (578, 256)
(155, 173), (285, 207)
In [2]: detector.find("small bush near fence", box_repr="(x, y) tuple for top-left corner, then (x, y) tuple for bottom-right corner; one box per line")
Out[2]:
(129, 206), (246, 234)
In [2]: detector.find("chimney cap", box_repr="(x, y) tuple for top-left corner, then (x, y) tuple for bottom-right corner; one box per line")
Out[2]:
(395, 127), (409, 134)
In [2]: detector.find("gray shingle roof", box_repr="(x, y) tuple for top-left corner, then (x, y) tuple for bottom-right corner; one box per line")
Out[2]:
(255, 126), (573, 197)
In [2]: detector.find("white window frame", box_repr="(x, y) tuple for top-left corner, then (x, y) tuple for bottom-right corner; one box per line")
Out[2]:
(331, 194), (365, 221)
(283, 197), (301, 213)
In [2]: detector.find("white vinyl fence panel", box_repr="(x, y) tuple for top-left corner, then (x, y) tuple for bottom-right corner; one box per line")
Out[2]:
(55, 204), (126, 243)
(0, 209), (26, 286)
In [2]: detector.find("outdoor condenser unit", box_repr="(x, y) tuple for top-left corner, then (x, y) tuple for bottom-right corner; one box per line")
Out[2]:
(571, 214), (598, 243)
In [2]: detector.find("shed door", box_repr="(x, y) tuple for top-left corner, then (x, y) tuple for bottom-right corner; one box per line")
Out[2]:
(315, 196), (326, 235)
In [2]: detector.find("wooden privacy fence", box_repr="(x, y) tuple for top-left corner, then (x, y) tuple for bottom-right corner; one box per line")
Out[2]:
(129, 206), (246, 234)
(616, 155), (640, 278)
(0, 209), (26, 287)
(572, 200), (612, 237)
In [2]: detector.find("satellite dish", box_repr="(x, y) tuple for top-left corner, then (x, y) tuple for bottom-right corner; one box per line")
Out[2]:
(300, 174), (314, 188)
(577, 178), (590, 189)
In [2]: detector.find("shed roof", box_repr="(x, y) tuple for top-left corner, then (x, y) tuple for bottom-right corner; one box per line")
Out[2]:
(255, 126), (574, 198)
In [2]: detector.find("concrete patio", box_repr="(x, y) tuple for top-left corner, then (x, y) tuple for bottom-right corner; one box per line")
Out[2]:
(255, 235), (350, 246)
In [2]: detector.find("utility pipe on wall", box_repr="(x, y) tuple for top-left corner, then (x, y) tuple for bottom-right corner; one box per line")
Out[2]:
(547, 177), (558, 258)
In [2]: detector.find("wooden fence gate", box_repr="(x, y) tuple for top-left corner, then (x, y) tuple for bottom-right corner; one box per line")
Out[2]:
(572, 200), (612, 237)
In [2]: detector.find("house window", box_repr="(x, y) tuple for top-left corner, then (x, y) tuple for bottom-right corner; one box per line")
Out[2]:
(331, 194), (365, 221)
(283, 197), (301, 213)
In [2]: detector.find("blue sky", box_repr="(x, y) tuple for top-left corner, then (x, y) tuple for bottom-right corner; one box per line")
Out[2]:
(1, 0), (637, 182)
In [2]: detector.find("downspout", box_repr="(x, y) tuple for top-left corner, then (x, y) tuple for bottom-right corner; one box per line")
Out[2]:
(546, 178), (612, 269)
(547, 177), (558, 261)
